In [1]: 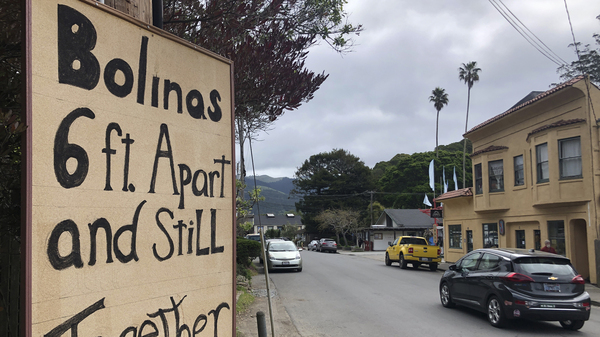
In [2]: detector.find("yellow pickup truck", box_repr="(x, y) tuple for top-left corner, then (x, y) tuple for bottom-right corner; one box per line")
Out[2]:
(385, 236), (441, 271)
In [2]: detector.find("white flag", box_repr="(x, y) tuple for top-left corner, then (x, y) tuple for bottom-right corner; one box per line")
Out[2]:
(443, 166), (446, 192)
(423, 194), (432, 206)
(453, 167), (458, 190)
(429, 160), (434, 191)
(444, 181), (448, 194)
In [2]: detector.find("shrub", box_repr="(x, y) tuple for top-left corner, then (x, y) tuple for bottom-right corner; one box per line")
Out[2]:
(237, 237), (261, 267)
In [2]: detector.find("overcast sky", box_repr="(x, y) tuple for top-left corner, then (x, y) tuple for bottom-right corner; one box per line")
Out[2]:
(244, 0), (600, 179)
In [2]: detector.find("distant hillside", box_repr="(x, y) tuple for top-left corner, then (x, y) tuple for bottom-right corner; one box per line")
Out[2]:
(244, 176), (299, 215)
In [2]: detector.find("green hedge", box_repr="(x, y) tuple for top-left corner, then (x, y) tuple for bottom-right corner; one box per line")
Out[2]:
(237, 237), (261, 267)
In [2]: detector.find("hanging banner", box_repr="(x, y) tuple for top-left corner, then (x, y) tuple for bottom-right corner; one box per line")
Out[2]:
(27, 1), (235, 336)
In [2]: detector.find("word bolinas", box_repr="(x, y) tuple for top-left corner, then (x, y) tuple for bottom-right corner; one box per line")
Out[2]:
(45, 296), (230, 337)
(46, 201), (224, 270)
(57, 5), (223, 122)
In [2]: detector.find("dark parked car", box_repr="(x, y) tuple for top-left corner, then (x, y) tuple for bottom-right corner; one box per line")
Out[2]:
(318, 238), (337, 253)
(439, 248), (591, 330)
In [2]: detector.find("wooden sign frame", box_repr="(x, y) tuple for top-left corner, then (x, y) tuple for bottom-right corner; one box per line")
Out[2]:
(23, 1), (236, 336)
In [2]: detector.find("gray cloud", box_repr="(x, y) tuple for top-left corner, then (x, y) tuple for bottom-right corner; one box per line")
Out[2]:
(244, 0), (600, 178)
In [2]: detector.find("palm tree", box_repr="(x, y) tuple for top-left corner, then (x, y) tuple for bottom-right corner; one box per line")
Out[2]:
(458, 61), (481, 188)
(429, 87), (449, 158)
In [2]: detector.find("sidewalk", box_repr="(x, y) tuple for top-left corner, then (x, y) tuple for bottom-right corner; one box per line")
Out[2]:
(236, 263), (302, 337)
(338, 249), (600, 307)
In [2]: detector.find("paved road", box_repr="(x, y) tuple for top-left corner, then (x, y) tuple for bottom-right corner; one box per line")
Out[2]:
(269, 250), (600, 337)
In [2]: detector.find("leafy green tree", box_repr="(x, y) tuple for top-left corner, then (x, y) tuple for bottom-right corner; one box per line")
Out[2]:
(458, 61), (481, 188)
(292, 149), (373, 234)
(280, 224), (299, 241)
(265, 228), (281, 238)
(363, 200), (385, 227)
(236, 179), (264, 236)
(557, 14), (600, 85)
(315, 209), (359, 247)
(429, 87), (449, 158)
(163, 1), (362, 185)
(376, 150), (470, 209)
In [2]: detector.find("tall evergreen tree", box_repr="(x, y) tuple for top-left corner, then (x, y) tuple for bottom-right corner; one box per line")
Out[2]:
(429, 87), (449, 158)
(458, 61), (481, 188)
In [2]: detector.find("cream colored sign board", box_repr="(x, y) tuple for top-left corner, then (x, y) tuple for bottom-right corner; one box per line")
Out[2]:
(30, 0), (235, 336)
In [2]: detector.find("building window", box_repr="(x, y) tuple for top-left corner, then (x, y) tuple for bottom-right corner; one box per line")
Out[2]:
(514, 155), (524, 186)
(482, 223), (498, 248)
(548, 221), (565, 256)
(488, 160), (504, 192)
(536, 143), (549, 183)
(559, 137), (582, 179)
(474, 164), (483, 194)
(448, 225), (462, 249)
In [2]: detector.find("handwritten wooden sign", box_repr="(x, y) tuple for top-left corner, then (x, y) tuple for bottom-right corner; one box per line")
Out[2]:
(28, 1), (235, 336)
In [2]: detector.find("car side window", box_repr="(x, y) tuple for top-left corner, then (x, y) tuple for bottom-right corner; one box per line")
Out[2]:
(400, 238), (406, 245)
(392, 238), (399, 245)
(478, 253), (501, 270)
(458, 252), (482, 271)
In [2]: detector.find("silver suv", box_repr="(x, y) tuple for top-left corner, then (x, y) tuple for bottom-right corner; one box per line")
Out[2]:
(318, 238), (337, 253)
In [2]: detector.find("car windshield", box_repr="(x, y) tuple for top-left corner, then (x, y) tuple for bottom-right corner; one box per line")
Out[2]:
(269, 242), (297, 252)
(513, 257), (577, 277)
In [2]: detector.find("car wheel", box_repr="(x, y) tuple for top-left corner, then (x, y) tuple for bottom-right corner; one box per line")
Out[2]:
(440, 282), (455, 308)
(385, 253), (392, 266)
(559, 320), (585, 331)
(429, 263), (438, 271)
(399, 254), (408, 269)
(487, 296), (507, 328)
(412, 263), (420, 269)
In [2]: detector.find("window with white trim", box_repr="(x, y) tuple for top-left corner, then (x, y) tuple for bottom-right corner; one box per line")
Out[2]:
(514, 155), (524, 186)
(559, 137), (582, 179)
(488, 160), (504, 192)
(536, 143), (549, 183)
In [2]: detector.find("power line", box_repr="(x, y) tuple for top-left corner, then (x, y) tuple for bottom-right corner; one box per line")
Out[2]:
(489, 0), (568, 66)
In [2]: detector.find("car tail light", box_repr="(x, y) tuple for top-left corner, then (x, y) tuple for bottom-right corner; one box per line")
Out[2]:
(408, 247), (413, 254)
(571, 275), (585, 284)
(501, 272), (534, 283)
(574, 302), (590, 308)
(437, 248), (441, 256)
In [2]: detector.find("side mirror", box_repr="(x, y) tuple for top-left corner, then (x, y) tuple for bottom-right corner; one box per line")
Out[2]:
(449, 264), (457, 271)
(388, 242), (392, 246)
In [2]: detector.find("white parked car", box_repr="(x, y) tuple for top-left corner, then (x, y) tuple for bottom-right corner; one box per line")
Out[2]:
(307, 240), (319, 251)
(266, 240), (303, 272)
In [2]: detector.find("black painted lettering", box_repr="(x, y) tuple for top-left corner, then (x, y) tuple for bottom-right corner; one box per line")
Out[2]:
(208, 302), (230, 337)
(104, 58), (134, 98)
(186, 89), (205, 119)
(207, 89), (222, 122)
(57, 5), (100, 90)
(192, 170), (208, 197)
(102, 123), (122, 191)
(173, 220), (187, 256)
(164, 80), (183, 113)
(149, 124), (178, 194)
(88, 218), (114, 266)
(214, 156), (231, 198)
(192, 314), (208, 336)
(119, 326), (137, 337)
(45, 298), (105, 337)
(178, 164), (192, 209)
(47, 219), (84, 270)
(138, 320), (159, 337)
(151, 76), (160, 108)
(121, 133), (135, 192)
(137, 36), (149, 105)
(196, 210), (209, 256)
(54, 108), (95, 189)
(210, 209), (224, 254)
(113, 200), (145, 263)
(187, 224), (194, 255)
(153, 208), (175, 261)
(208, 171), (219, 198)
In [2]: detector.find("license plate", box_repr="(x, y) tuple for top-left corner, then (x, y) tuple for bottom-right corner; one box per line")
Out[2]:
(419, 258), (431, 262)
(543, 283), (561, 292)
(282, 261), (290, 265)
(540, 304), (555, 308)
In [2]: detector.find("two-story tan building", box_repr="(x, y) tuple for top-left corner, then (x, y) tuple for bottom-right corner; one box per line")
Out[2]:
(436, 76), (600, 285)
